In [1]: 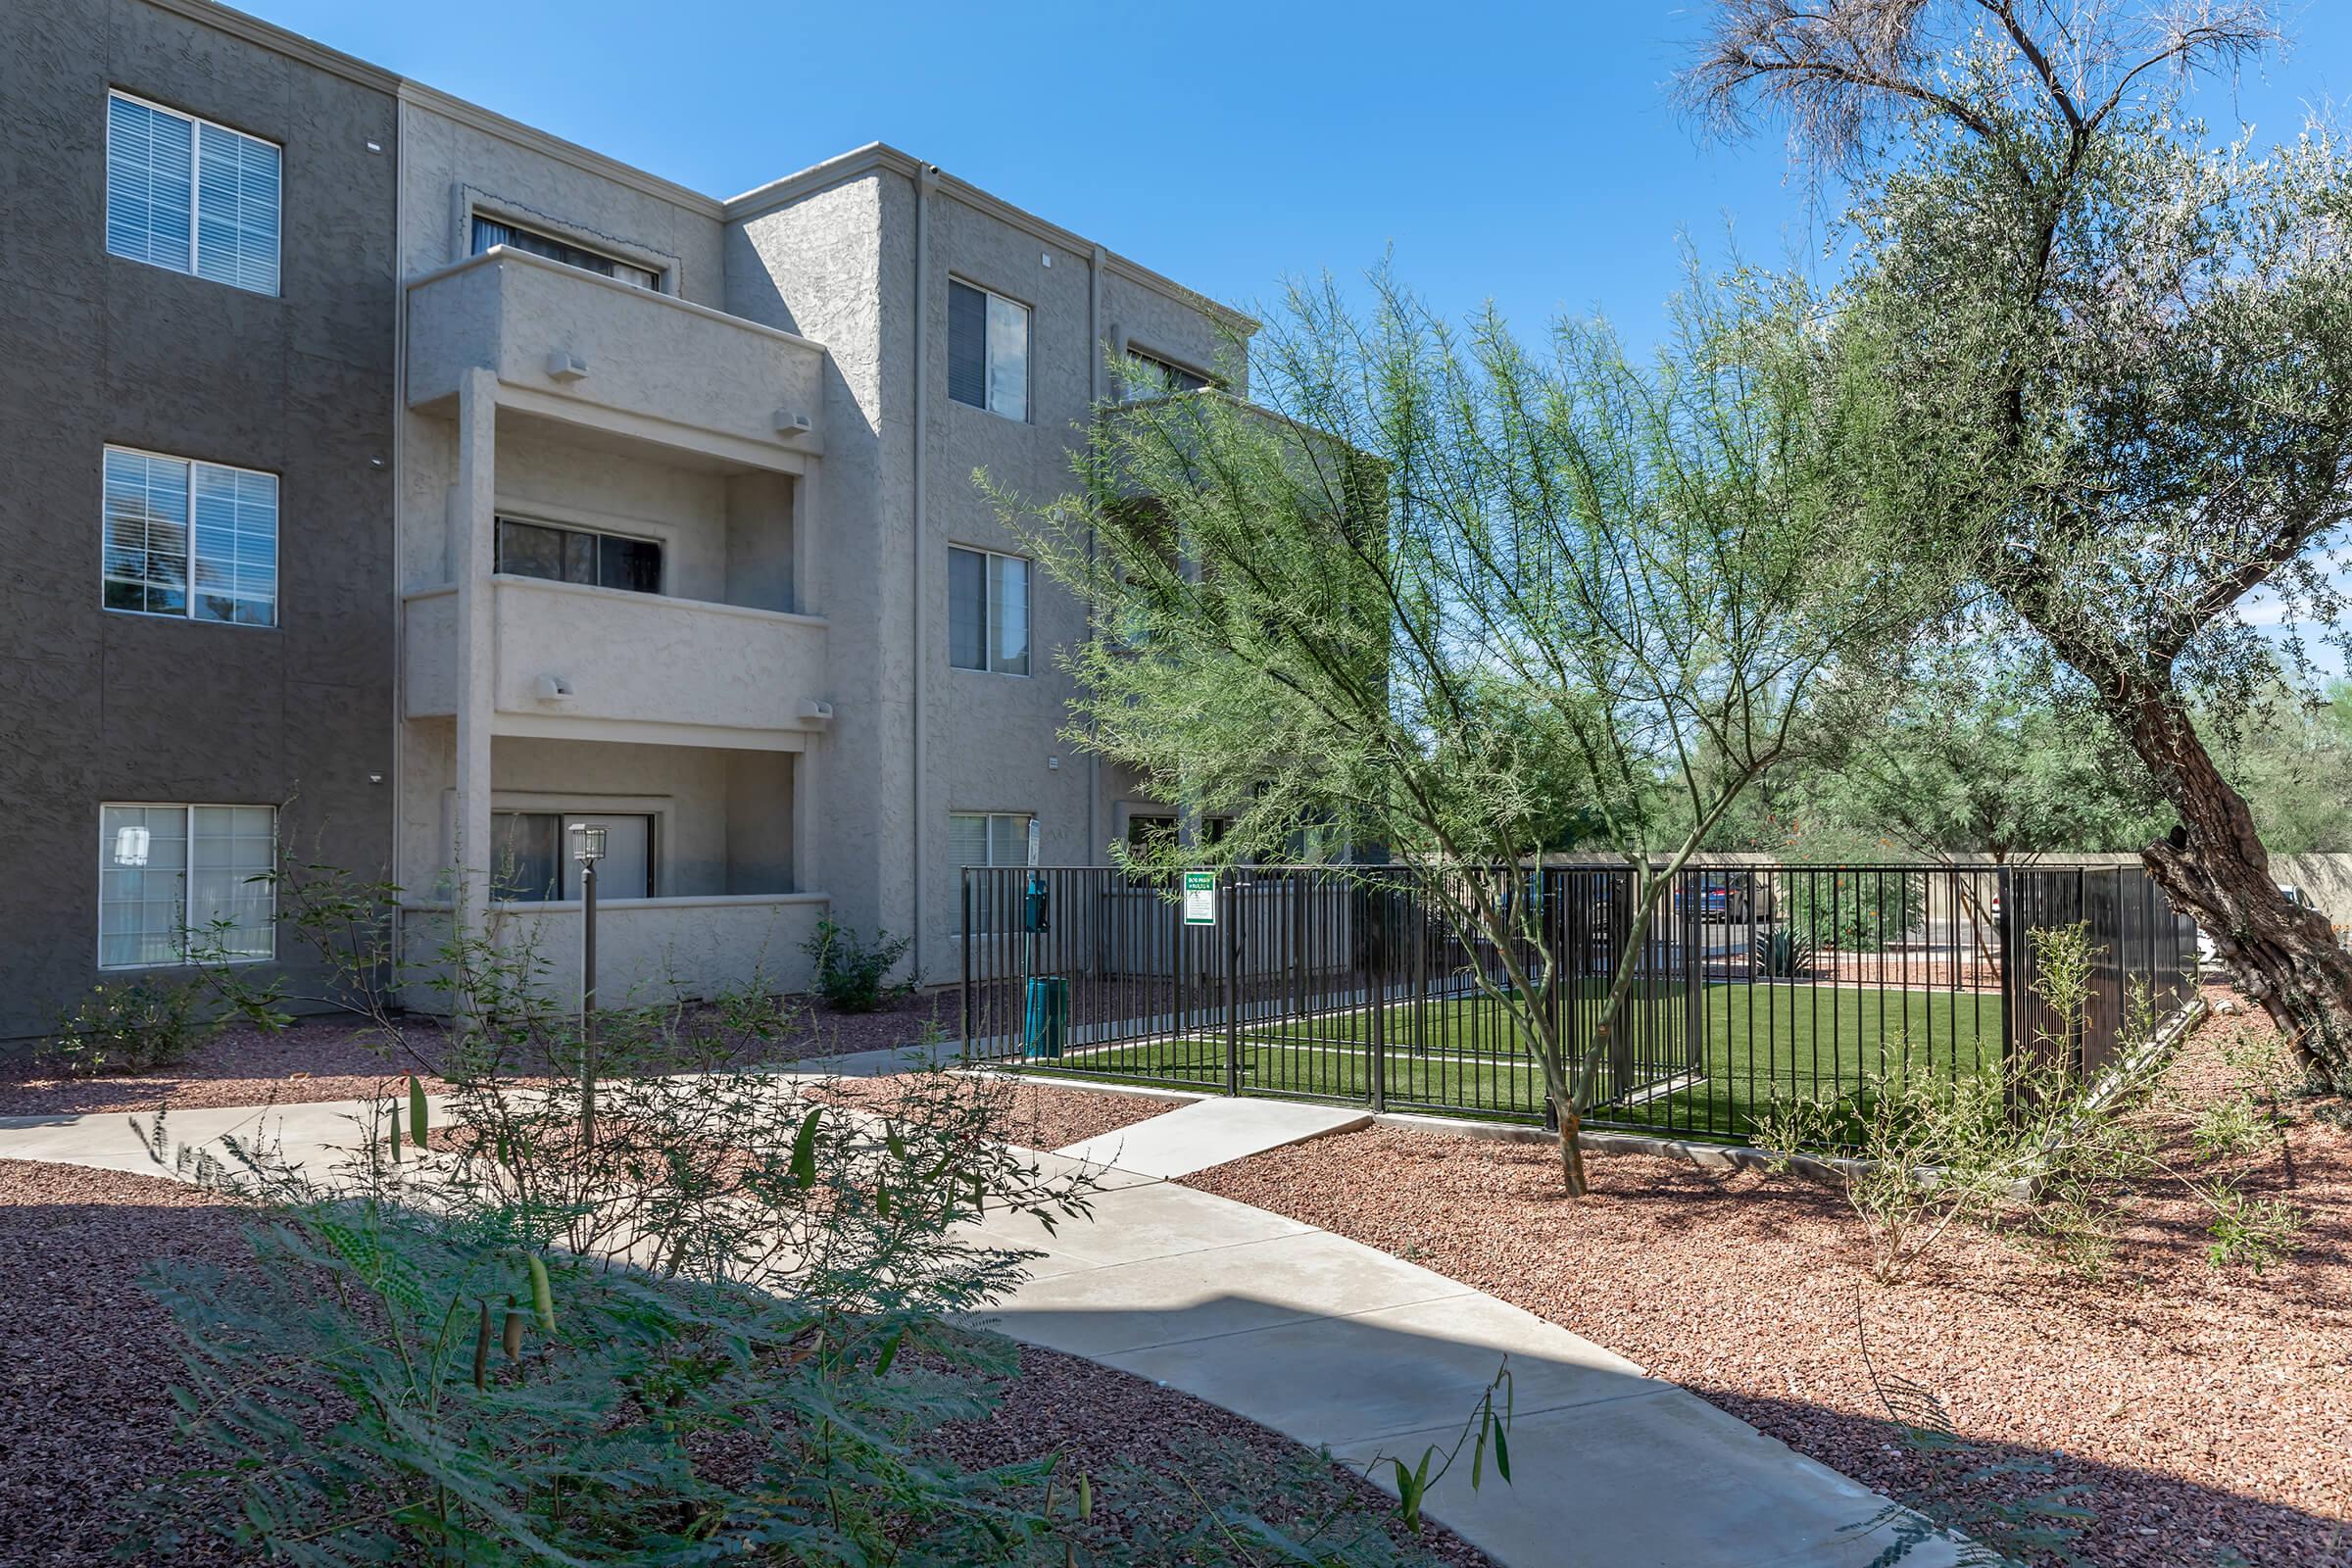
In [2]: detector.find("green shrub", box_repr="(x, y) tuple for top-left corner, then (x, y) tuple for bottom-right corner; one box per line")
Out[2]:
(2204, 1183), (2307, 1273)
(802, 917), (917, 1012)
(1780, 867), (1923, 953)
(1758, 924), (2306, 1285)
(44, 977), (220, 1078)
(128, 856), (1494, 1566)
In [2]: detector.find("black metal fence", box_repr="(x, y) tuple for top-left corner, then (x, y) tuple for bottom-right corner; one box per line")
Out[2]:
(960, 861), (2199, 1145)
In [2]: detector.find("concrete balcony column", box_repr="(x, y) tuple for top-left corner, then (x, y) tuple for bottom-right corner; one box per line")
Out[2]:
(452, 366), (498, 927)
(794, 459), (822, 618)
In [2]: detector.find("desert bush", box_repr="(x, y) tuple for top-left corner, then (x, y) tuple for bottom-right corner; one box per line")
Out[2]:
(43, 976), (220, 1077)
(802, 917), (918, 1013)
(2193, 1028), (2302, 1162)
(125, 858), (1105, 1563)
(1756, 923), (2299, 1284)
(130, 858), (1488, 1565)
(2203, 1182), (2307, 1273)
(1780, 867), (1923, 953)
(1752, 1065), (2019, 1285)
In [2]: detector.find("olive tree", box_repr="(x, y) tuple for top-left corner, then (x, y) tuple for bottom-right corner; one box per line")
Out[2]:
(1687, 0), (2352, 1090)
(992, 269), (1938, 1195)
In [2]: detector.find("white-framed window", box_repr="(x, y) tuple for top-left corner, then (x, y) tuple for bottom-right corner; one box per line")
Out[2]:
(99, 804), (275, 968)
(104, 90), (281, 295)
(952, 811), (1034, 934)
(495, 516), (662, 595)
(102, 446), (279, 625)
(1118, 349), (1211, 401)
(470, 215), (662, 289)
(948, 278), (1030, 420)
(949, 545), (1030, 675)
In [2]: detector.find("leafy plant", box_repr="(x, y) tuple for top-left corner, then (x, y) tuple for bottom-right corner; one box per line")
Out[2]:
(1752, 924), (1816, 978)
(42, 976), (221, 1077)
(1781, 866), (1923, 954)
(2204, 1183), (2307, 1275)
(802, 916), (918, 1013)
(1371, 1361), (1512, 1538)
(1762, 922), (2312, 1285)
(129, 857), (1485, 1565)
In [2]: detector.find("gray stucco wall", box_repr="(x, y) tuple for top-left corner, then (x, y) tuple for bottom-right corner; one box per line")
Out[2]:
(0, 0), (398, 1045)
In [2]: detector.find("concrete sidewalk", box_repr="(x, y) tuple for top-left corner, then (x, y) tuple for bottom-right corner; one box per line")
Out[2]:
(1, 1091), (1957, 1567)
(968, 1171), (1960, 1568)
(1051, 1096), (1367, 1180)
(0, 1097), (389, 1184)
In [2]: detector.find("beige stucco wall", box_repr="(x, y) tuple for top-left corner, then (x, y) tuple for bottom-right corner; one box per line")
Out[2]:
(402, 893), (823, 1011)
(725, 160), (1251, 980)
(486, 577), (825, 739)
(396, 96), (725, 303)
(725, 173), (905, 958)
(392, 111), (1248, 994)
(404, 251), (825, 457)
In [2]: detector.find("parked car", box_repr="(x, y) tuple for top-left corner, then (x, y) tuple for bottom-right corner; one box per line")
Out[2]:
(2196, 884), (2318, 967)
(1683, 875), (1751, 923)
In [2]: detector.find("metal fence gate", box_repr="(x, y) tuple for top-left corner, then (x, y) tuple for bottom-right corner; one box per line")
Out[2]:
(960, 861), (2200, 1145)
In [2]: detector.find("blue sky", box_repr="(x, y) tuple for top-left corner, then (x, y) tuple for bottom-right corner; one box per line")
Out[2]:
(242, 0), (2352, 355)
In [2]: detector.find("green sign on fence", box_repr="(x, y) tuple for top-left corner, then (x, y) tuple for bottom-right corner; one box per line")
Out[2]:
(1183, 869), (1216, 925)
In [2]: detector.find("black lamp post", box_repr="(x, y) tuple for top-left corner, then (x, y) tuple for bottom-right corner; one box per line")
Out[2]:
(569, 821), (607, 1153)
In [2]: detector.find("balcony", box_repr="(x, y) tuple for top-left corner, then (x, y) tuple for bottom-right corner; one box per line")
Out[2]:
(402, 893), (828, 1006)
(405, 248), (825, 467)
(404, 576), (830, 750)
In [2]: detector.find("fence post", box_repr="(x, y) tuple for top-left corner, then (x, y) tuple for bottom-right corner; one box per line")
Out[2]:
(1997, 865), (2017, 1115)
(1368, 880), (1388, 1113)
(1683, 868), (1703, 1076)
(960, 869), (972, 1053)
(1223, 872), (1242, 1099)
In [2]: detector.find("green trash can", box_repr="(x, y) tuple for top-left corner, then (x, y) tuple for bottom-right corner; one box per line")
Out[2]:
(1023, 975), (1068, 1060)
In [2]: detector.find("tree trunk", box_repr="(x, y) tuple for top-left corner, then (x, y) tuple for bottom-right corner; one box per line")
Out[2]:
(2119, 680), (2352, 1091)
(1555, 1103), (1591, 1198)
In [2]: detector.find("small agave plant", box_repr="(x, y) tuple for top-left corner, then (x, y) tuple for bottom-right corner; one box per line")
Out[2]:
(1753, 926), (1816, 978)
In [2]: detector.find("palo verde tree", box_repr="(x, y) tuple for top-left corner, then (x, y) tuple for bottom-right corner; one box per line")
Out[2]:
(1686, 0), (2352, 1090)
(993, 267), (1941, 1196)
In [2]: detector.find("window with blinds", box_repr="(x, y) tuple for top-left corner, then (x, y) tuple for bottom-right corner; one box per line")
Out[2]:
(103, 446), (278, 626)
(105, 92), (280, 295)
(948, 279), (1029, 419)
(99, 804), (275, 967)
(951, 811), (1032, 933)
(471, 215), (662, 289)
(948, 545), (1029, 675)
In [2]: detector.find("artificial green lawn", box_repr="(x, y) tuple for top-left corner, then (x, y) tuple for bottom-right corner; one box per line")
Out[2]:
(1019, 980), (2003, 1139)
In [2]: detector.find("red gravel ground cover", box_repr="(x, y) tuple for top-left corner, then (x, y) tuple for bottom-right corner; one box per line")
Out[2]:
(0, 985), (967, 1118)
(930, 1341), (1493, 1566)
(0, 1155), (1480, 1566)
(1186, 993), (2352, 1568)
(0, 1161), (251, 1566)
(818, 1072), (1183, 1152)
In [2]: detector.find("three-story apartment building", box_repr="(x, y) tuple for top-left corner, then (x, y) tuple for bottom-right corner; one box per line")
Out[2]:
(0, 0), (1248, 1038)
